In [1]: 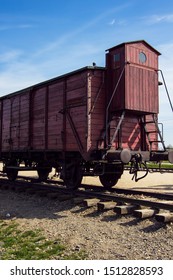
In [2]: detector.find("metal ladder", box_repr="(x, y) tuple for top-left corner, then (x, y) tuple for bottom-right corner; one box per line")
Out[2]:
(141, 113), (166, 151)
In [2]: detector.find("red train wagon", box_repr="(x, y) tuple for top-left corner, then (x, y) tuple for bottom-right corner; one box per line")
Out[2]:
(0, 66), (108, 187)
(0, 40), (172, 189)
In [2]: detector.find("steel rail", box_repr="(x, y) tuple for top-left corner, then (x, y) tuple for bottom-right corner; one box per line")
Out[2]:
(124, 166), (173, 173)
(2, 174), (173, 202)
(1, 177), (173, 212)
(75, 189), (173, 211)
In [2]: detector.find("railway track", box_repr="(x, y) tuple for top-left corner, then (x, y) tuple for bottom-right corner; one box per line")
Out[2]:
(0, 176), (173, 223)
(125, 165), (173, 173)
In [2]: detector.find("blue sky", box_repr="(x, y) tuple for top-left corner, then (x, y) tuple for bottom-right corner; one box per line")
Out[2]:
(0, 0), (173, 146)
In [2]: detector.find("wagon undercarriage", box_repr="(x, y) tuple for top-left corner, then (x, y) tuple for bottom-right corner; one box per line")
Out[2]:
(1, 146), (173, 190)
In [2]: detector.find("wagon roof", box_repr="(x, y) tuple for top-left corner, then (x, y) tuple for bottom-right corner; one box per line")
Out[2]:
(106, 40), (161, 55)
(0, 65), (105, 99)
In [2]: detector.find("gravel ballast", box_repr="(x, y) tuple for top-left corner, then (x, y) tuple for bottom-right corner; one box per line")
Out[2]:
(0, 171), (173, 260)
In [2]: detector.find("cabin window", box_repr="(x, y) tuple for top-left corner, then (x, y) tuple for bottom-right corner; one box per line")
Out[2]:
(114, 53), (120, 62)
(139, 52), (147, 63)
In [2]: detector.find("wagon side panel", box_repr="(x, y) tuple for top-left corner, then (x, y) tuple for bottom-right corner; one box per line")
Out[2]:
(106, 46), (125, 112)
(32, 88), (46, 149)
(125, 43), (159, 113)
(110, 113), (141, 150)
(1, 99), (10, 152)
(11, 95), (20, 150)
(47, 82), (64, 150)
(65, 72), (88, 154)
(1, 92), (30, 152)
(87, 70), (106, 152)
(19, 92), (30, 149)
(110, 112), (158, 151)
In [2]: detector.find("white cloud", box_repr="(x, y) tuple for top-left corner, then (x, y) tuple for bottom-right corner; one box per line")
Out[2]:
(0, 50), (22, 63)
(0, 39), (105, 96)
(108, 18), (127, 26)
(0, 65), (44, 95)
(109, 19), (115, 25)
(144, 14), (173, 24)
(0, 49), (45, 94)
(0, 24), (33, 31)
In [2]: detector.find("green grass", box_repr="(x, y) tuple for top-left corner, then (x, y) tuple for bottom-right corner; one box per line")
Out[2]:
(0, 220), (86, 260)
(126, 161), (173, 170)
(146, 161), (173, 169)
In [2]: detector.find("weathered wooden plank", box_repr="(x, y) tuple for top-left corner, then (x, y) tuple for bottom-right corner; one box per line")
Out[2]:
(114, 204), (139, 215)
(97, 201), (117, 211)
(155, 213), (173, 223)
(66, 85), (86, 95)
(134, 208), (159, 219)
(83, 198), (100, 207)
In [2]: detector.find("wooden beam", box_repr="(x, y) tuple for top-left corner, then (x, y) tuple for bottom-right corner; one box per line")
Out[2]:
(155, 212), (173, 223)
(97, 201), (117, 211)
(114, 204), (138, 215)
(83, 198), (100, 207)
(134, 208), (159, 219)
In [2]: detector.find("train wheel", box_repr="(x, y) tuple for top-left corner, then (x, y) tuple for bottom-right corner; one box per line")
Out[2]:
(37, 169), (50, 182)
(64, 163), (82, 189)
(37, 162), (52, 182)
(5, 160), (18, 181)
(37, 167), (51, 182)
(6, 169), (18, 181)
(99, 174), (118, 190)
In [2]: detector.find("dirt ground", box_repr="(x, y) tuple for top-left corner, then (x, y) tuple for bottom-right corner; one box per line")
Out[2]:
(0, 170), (173, 260)
(83, 170), (173, 193)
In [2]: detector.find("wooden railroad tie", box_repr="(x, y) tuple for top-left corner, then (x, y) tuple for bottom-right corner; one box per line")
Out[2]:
(82, 198), (100, 207)
(155, 212), (173, 223)
(133, 208), (159, 219)
(97, 201), (117, 211)
(114, 204), (139, 215)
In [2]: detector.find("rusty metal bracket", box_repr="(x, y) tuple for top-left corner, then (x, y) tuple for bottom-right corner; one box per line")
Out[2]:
(130, 154), (149, 182)
(65, 109), (84, 155)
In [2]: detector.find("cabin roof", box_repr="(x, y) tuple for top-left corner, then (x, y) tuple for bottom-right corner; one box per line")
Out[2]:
(106, 40), (161, 55)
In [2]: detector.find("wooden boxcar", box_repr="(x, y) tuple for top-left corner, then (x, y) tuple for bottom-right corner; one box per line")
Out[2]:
(0, 40), (172, 189)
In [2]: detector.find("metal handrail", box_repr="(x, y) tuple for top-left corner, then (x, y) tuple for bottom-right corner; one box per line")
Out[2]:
(158, 69), (173, 112)
(106, 62), (128, 146)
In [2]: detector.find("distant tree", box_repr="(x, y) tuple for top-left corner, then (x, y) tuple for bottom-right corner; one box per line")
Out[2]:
(167, 144), (173, 149)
